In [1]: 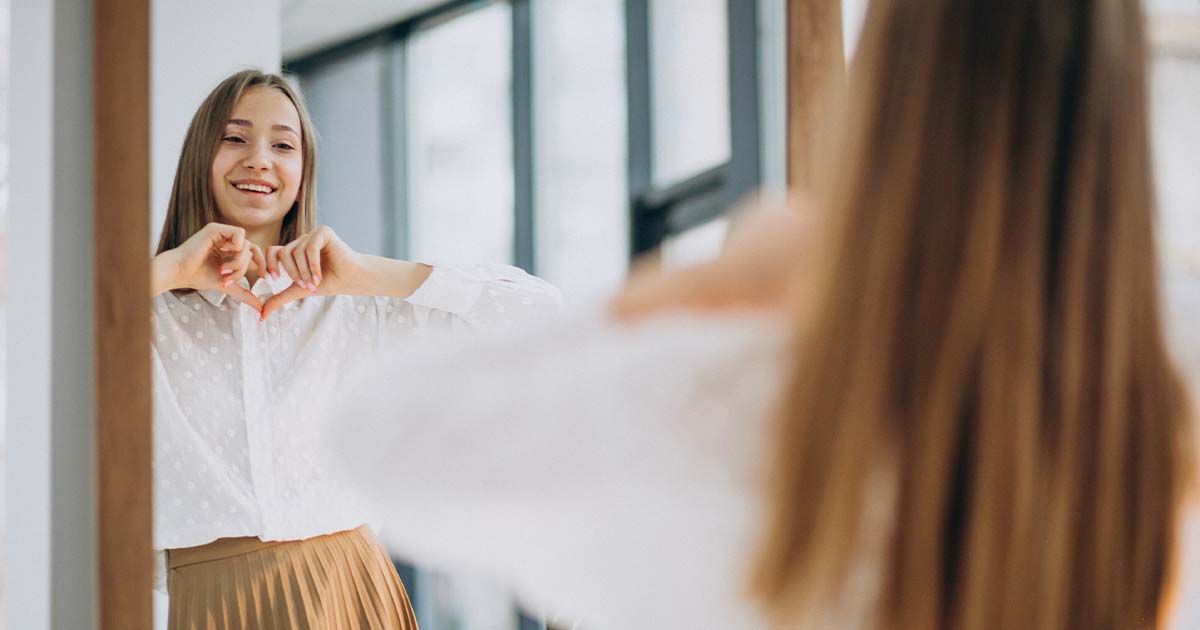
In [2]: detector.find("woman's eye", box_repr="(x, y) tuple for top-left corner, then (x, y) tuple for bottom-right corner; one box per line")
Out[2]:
(223, 135), (246, 144)
(274, 143), (295, 151)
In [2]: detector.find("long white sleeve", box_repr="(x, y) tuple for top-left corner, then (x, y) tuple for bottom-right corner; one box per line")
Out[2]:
(398, 263), (563, 328)
(322, 312), (789, 630)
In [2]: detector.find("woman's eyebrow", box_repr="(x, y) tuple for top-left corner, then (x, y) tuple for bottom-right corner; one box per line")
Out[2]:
(226, 119), (299, 136)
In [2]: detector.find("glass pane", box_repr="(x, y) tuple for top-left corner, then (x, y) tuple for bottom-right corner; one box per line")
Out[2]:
(0, 0), (7, 615)
(661, 217), (728, 268)
(301, 47), (387, 256)
(842, 0), (871, 61)
(1147, 0), (1200, 12)
(408, 3), (514, 265)
(534, 0), (628, 304)
(650, 0), (730, 187)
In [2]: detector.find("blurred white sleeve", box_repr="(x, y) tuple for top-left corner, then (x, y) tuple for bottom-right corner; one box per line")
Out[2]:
(401, 263), (563, 327)
(323, 311), (787, 630)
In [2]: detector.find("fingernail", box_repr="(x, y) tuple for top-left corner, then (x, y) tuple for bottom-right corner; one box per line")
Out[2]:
(220, 268), (232, 276)
(314, 275), (321, 286)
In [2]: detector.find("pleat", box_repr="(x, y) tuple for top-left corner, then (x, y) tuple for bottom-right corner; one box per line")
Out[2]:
(167, 528), (417, 630)
(334, 531), (381, 628)
(286, 537), (323, 626)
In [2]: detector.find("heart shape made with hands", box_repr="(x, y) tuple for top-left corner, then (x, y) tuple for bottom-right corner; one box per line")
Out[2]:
(204, 225), (360, 320)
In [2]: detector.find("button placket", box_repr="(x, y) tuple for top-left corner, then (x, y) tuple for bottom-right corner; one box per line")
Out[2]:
(238, 301), (276, 534)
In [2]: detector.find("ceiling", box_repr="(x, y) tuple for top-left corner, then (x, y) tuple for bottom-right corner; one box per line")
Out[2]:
(282, 0), (447, 60)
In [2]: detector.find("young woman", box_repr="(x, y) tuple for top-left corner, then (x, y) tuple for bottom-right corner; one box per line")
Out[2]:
(324, 0), (1196, 628)
(150, 70), (561, 629)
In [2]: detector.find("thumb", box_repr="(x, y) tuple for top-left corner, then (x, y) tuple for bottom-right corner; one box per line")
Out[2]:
(260, 284), (309, 320)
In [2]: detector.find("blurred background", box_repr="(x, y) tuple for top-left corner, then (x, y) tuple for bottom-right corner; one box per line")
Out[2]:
(1, 0), (1197, 628)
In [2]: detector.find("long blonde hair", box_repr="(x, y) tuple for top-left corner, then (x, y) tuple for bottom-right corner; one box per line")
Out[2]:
(156, 70), (318, 254)
(754, 1), (1194, 628)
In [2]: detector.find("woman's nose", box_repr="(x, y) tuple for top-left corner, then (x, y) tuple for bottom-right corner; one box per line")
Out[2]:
(241, 141), (272, 170)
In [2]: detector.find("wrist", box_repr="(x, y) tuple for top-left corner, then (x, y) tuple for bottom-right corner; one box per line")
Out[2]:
(150, 250), (182, 296)
(357, 255), (431, 298)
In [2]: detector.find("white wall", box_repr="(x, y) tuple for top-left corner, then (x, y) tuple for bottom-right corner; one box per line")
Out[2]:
(150, 3), (281, 625)
(7, 0), (96, 628)
(151, 0), (281, 249)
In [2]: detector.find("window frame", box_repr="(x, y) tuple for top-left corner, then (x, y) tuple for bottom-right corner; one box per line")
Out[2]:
(285, 0), (536, 270)
(624, 0), (763, 257)
(287, 0), (765, 268)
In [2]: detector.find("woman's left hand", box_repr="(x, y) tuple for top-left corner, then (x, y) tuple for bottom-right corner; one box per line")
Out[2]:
(260, 226), (365, 318)
(260, 225), (433, 320)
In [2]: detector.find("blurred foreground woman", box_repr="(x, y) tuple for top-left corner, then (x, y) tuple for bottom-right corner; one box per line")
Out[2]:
(327, 0), (1196, 628)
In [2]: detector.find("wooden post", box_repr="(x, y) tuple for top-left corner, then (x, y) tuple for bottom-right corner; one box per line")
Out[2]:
(94, 0), (153, 627)
(786, 0), (845, 190)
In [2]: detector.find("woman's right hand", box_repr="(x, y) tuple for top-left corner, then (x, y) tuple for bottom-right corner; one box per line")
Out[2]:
(152, 223), (267, 312)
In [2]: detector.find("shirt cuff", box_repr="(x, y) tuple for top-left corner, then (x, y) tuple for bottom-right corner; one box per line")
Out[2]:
(403, 264), (485, 316)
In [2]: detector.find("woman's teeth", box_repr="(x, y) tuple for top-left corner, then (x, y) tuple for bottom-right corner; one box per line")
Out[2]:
(234, 183), (274, 194)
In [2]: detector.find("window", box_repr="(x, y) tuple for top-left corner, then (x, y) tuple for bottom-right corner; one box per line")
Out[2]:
(408, 3), (515, 265)
(533, 0), (628, 301)
(301, 45), (388, 255)
(286, 1), (768, 625)
(626, 0), (762, 258)
(649, 0), (730, 188)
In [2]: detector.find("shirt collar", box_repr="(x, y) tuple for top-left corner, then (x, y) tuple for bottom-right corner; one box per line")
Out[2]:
(198, 270), (295, 307)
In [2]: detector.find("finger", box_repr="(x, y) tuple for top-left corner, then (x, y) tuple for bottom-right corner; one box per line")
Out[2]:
(260, 284), (308, 320)
(266, 246), (284, 279)
(280, 242), (307, 290)
(304, 230), (326, 288)
(290, 236), (315, 292)
(248, 242), (267, 278)
(217, 249), (242, 278)
(226, 283), (263, 314)
(208, 223), (245, 252)
(222, 247), (253, 289)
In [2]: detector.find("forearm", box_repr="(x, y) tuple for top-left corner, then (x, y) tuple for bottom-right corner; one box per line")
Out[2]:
(349, 255), (433, 298)
(150, 252), (181, 296)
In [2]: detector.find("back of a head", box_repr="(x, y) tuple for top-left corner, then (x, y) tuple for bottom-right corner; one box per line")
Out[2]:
(753, 0), (1195, 628)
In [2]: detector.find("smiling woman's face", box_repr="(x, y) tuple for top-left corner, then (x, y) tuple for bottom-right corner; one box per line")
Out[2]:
(210, 86), (304, 238)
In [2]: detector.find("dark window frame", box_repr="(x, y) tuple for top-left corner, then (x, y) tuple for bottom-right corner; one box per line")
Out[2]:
(286, 0), (537, 271)
(624, 0), (762, 257)
(288, 0), (762, 268)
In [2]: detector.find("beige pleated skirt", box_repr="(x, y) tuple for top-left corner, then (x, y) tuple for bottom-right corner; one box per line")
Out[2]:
(166, 526), (418, 630)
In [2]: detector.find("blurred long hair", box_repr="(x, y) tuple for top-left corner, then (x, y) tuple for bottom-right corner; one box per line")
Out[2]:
(156, 70), (318, 254)
(753, 1), (1194, 628)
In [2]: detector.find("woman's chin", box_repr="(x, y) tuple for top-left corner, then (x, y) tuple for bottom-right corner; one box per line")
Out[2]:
(218, 208), (288, 231)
